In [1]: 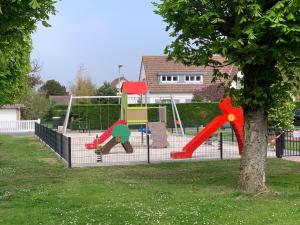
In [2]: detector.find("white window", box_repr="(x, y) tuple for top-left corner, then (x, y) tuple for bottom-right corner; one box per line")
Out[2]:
(185, 75), (203, 83)
(160, 75), (179, 83)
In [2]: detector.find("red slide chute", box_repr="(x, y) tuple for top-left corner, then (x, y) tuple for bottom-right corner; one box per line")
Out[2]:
(85, 120), (127, 149)
(171, 97), (244, 159)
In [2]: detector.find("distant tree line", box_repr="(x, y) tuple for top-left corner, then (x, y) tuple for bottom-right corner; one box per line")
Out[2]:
(21, 63), (117, 120)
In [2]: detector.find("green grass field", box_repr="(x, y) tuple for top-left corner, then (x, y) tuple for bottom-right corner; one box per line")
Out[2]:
(0, 135), (300, 225)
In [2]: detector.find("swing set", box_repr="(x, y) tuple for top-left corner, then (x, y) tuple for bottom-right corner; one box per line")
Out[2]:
(63, 95), (121, 134)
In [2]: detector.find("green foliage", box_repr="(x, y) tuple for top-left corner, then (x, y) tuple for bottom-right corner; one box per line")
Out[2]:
(71, 65), (96, 97)
(21, 90), (52, 120)
(0, 0), (56, 106)
(96, 81), (117, 96)
(95, 81), (118, 103)
(69, 104), (121, 130)
(39, 79), (68, 97)
(0, 36), (31, 105)
(154, 0), (300, 110)
(267, 90), (295, 130)
(295, 102), (300, 109)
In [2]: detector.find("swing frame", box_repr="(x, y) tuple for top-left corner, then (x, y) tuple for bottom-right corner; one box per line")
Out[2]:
(63, 95), (121, 134)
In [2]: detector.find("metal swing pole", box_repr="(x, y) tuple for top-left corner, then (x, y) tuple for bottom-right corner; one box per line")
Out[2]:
(170, 95), (178, 134)
(171, 95), (185, 136)
(63, 96), (121, 135)
(99, 99), (103, 131)
(63, 95), (73, 135)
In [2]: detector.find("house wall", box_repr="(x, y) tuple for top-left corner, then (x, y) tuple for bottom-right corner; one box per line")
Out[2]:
(147, 93), (194, 104)
(0, 109), (18, 121)
(116, 80), (127, 94)
(139, 63), (146, 81)
(127, 94), (141, 104)
(126, 93), (193, 104)
(139, 66), (194, 104)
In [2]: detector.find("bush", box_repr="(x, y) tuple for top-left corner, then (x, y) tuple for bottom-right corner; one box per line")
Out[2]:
(48, 101), (300, 130)
(49, 102), (221, 130)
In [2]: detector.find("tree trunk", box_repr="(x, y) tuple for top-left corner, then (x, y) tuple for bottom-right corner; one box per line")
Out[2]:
(238, 108), (268, 192)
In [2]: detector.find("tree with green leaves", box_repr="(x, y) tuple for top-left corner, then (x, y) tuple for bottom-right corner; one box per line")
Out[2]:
(155, 0), (300, 192)
(0, 0), (56, 106)
(71, 65), (96, 97)
(39, 79), (68, 97)
(21, 90), (51, 120)
(95, 81), (118, 103)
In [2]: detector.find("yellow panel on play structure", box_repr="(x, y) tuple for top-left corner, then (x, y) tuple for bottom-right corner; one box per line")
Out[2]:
(127, 107), (148, 124)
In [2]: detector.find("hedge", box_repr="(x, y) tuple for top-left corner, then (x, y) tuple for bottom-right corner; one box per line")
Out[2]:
(49, 101), (300, 130)
(49, 102), (221, 130)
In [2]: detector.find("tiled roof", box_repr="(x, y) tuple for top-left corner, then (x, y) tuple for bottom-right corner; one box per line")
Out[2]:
(141, 56), (239, 93)
(49, 96), (71, 105)
(1, 104), (24, 109)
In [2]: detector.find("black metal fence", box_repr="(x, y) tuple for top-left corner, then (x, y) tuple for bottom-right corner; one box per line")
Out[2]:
(34, 124), (282, 167)
(67, 128), (277, 167)
(35, 123), (72, 167)
(276, 130), (300, 158)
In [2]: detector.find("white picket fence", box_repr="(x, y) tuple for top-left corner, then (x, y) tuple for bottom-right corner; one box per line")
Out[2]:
(0, 119), (40, 133)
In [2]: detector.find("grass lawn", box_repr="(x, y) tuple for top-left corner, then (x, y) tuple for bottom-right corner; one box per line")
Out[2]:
(0, 135), (300, 225)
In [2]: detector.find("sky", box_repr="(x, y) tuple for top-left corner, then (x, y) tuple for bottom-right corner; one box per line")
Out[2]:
(31, 0), (171, 89)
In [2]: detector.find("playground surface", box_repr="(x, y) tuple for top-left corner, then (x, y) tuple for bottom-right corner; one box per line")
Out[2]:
(66, 131), (276, 167)
(283, 156), (300, 163)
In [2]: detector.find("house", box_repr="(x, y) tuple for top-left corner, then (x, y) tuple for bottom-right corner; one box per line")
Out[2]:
(111, 77), (141, 104)
(0, 104), (23, 121)
(111, 76), (128, 95)
(0, 104), (40, 133)
(139, 55), (239, 103)
(49, 95), (71, 105)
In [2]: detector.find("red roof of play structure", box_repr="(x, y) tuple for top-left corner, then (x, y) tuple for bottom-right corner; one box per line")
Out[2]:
(121, 82), (148, 94)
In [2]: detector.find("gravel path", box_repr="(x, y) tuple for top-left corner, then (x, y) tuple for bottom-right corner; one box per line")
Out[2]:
(283, 156), (300, 163)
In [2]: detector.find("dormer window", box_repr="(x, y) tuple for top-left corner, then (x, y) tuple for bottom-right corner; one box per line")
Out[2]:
(158, 72), (203, 84)
(160, 75), (178, 83)
(185, 75), (203, 83)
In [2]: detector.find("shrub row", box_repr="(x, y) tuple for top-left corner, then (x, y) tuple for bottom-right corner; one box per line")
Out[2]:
(48, 101), (300, 130)
(49, 102), (221, 130)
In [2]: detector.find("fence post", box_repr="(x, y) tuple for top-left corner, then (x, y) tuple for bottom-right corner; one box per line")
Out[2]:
(60, 133), (63, 156)
(68, 137), (72, 167)
(141, 125), (144, 144)
(146, 134), (150, 164)
(276, 131), (285, 158)
(219, 132), (223, 160)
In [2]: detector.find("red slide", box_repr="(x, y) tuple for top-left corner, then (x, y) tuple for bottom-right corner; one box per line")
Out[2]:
(85, 120), (127, 149)
(171, 98), (244, 159)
